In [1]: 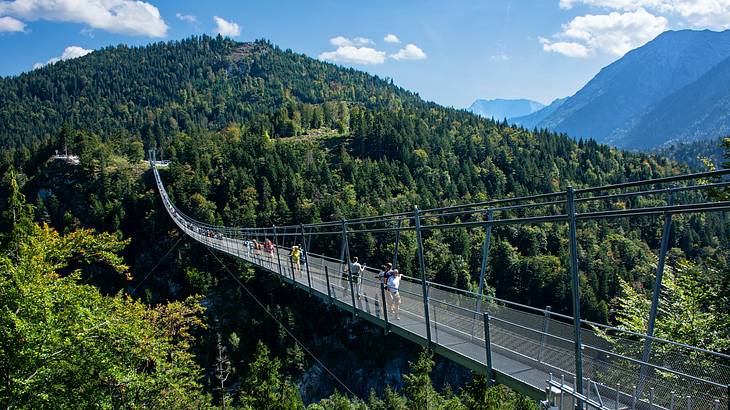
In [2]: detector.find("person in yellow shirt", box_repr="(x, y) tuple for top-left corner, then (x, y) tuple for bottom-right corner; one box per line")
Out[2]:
(290, 245), (301, 276)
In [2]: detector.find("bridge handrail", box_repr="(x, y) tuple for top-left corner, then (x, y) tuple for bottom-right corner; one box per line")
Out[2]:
(152, 159), (730, 232)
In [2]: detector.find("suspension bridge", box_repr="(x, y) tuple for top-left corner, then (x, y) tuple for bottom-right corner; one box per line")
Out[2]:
(150, 154), (730, 410)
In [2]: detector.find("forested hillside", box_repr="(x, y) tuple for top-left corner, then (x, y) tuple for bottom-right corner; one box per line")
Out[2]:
(1, 35), (728, 408)
(651, 137), (727, 169)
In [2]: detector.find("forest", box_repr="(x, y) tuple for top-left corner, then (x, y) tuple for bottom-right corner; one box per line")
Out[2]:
(1, 35), (728, 408)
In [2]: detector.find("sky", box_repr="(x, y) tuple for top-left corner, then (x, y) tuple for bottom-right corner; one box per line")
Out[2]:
(1, 0), (729, 108)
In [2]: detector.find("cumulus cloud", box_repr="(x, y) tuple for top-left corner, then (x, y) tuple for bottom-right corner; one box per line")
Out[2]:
(384, 33), (400, 43)
(558, 0), (730, 29)
(390, 43), (427, 60)
(33, 45), (93, 69)
(540, 38), (590, 57)
(319, 36), (385, 65)
(666, 0), (730, 28)
(330, 36), (374, 47)
(0, 0), (168, 37)
(319, 45), (386, 65)
(176, 13), (196, 23)
(213, 16), (240, 37)
(541, 8), (667, 57)
(320, 36), (426, 65)
(0, 16), (25, 32)
(490, 53), (510, 61)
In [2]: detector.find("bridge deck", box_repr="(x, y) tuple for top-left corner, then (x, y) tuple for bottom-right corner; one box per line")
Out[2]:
(196, 231), (559, 399)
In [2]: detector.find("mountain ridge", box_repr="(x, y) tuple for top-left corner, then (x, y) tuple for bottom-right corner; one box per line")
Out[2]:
(468, 98), (544, 120)
(514, 29), (730, 148)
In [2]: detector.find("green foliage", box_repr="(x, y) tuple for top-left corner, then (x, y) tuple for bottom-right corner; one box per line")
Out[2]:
(0, 221), (210, 409)
(611, 255), (730, 352)
(307, 351), (539, 410)
(239, 341), (304, 410)
(404, 350), (441, 409)
(366, 387), (408, 410)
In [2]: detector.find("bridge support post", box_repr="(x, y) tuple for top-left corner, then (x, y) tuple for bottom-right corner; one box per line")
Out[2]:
(380, 282), (389, 334)
(300, 224), (313, 295)
(341, 220), (358, 318)
(566, 187), (584, 408)
(638, 198), (673, 395)
(273, 225), (285, 280)
(392, 217), (402, 269)
(325, 266), (333, 306)
(414, 206), (432, 346)
(306, 226), (313, 260)
(483, 313), (493, 386)
(289, 252), (296, 283)
(539, 306), (551, 363)
(473, 209), (494, 338)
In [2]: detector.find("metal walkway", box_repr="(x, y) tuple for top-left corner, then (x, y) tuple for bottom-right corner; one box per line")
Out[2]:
(150, 158), (730, 409)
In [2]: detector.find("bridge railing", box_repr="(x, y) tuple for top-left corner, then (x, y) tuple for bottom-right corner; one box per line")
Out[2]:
(150, 157), (730, 409)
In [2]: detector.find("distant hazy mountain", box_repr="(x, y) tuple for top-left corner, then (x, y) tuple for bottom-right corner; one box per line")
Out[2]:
(522, 29), (730, 149)
(509, 97), (566, 129)
(468, 98), (544, 120)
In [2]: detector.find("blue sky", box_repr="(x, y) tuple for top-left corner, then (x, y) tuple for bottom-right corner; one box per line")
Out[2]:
(1, 0), (728, 107)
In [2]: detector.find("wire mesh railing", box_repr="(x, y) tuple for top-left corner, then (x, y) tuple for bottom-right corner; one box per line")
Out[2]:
(150, 157), (730, 408)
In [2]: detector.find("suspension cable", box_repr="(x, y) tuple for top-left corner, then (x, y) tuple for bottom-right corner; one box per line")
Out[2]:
(203, 245), (358, 398)
(131, 235), (184, 294)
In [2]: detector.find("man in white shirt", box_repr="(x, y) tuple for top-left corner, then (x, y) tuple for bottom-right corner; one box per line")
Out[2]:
(348, 256), (365, 298)
(387, 269), (402, 320)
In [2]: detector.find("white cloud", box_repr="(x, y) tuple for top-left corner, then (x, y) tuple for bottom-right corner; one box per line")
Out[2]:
(213, 16), (240, 37)
(541, 8), (667, 57)
(558, 0), (730, 29)
(33, 45), (93, 69)
(384, 33), (400, 43)
(0, 0), (168, 37)
(319, 45), (386, 65)
(559, 0), (664, 10)
(0, 16), (25, 32)
(176, 13), (196, 23)
(329, 36), (351, 47)
(320, 35), (425, 65)
(490, 53), (511, 61)
(353, 36), (373, 45)
(329, 36), (373, 47)
(540, 37), (590, 57)
(670, 0), (730, 29)
(390, 43), (427, 60)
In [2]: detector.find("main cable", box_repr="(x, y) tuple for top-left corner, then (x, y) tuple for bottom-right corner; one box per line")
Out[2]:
(203, 245), (358, 398)
(131, 235), (184, 294)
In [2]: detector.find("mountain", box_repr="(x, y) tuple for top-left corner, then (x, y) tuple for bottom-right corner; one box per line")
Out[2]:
(467, 98), (544, 120)
(624, 55), (730, 148)
(522, 29), (730, 148)
(0, 37), (423, 150)
(509, 97), (566, 129)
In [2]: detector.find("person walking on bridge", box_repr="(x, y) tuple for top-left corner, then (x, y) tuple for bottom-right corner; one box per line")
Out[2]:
(387, 268), (402, 320)
(377, 262), (393, 286)
(345, 256), (365, 298)
(263, 239), (274, 267)
(290, 245), (302, 277)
